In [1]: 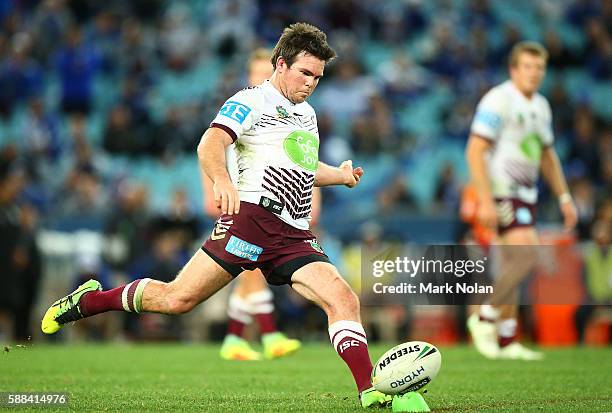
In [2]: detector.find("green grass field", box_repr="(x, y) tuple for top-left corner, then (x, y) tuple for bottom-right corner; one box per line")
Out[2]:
(1, 343), (611, 412)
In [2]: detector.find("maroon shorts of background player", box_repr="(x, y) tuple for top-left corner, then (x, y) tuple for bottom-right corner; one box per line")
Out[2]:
(495, 197), (537, 234)
(202, 202), (329, 286)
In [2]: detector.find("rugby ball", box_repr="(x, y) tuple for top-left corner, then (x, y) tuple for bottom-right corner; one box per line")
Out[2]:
(371, 341), (441, 395)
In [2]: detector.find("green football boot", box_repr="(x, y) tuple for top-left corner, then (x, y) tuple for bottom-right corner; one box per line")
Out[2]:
(392, 392), (430, 412)
(220, 335), (262, 361)
(262, 332), (301, 359)
(41, 279), (101, 334)
(359, 387), (392, 408)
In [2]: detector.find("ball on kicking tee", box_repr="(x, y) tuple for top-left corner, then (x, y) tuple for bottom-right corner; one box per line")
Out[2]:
(371, 341), (441, 395)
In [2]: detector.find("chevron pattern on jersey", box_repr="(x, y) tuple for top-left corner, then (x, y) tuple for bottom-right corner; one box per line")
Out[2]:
(262, 166), (314, 220)
(256, 114), (318, 133)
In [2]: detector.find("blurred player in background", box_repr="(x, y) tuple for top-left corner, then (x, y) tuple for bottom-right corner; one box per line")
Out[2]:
(465, 41), (577, 360)
(41, 23), (413, 410)
(201, 48), (317, 361)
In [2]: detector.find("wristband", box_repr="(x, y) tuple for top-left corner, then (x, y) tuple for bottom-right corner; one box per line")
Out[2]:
(558, 193), (572, 204)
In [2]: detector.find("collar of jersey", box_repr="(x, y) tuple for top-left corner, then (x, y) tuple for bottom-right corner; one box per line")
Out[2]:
(262, 80), (298, 106)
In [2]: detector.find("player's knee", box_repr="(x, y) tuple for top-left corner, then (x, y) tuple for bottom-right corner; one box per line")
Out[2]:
(328, 288), (360, 319)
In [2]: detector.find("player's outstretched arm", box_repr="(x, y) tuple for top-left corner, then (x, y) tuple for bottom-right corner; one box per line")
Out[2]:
(540, 146), (577, 231)
(198, 127), (240, 215)
(465, 134), (497, 230)
(314, 160), (364, 188)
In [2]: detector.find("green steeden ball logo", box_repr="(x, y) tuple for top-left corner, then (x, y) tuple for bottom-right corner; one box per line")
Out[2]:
(283, 131), (319, 172)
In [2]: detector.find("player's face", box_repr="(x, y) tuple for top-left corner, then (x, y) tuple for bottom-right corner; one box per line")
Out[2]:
(277, 52), (325, 104)
(248, 59), (273, 87)
(510, 53), (546, 96)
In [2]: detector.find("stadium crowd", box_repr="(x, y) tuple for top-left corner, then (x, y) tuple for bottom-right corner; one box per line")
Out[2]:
(0, 0), (610, 343)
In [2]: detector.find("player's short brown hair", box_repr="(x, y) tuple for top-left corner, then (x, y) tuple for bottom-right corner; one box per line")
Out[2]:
(508, 41), (549, 67)
(270, 22), (336, 68)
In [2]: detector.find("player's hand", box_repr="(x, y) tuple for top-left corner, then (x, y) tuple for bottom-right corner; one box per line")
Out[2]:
(213, 176), (240, 215)
(477, 198), (498, 230)
(560, 198), (578, 232)
(340, 160), (364, 188)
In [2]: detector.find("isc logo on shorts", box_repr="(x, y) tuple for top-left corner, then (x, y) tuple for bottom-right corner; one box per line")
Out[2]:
(225, 235), (263, 262)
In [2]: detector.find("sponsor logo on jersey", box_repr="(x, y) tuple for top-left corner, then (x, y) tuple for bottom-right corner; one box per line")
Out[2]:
(475, 110), (501, 130)
(225, 235), (263, 261)
(305, 239), (323, 254)
(519, 133), (543, 161)
(283, 131), (319, 172)
(219, 101), (251, 124)
(211, 219), (233, 240)
(515, 207), (532, 224)
(259, 196), (284, 215)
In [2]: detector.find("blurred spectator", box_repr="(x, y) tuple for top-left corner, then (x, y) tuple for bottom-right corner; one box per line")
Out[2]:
(317, 59), (379, 121)
(150, 106), (200, 157)
(463, 0), (497, 29)
(570, 178), (596, 241)
(19, 97), (63, 165)
(543, 29), (578, 70)
(0, 32), (43, 117)
(548, 81), (574, 138)
(443, 99), (475, 140)
(378, 175), (418, 213)
(491, 24), (522, 65)
(567, 107), (601, 182)
(104, 181), (150, 272)
(574, 219), (612, 344)
(58, 165), (108, 219)
(325, 0), (368, 33)
(55, 25), (101, 116)
(163, 188), (200, 249)
(422, 21), (468, 82)
(207, 0), (256, 60)
(159, 3), (201, 71)
(30, 0), (73, 66)
(377, 51), (430, 103)
(599, 129), (612, 189)
(350, 95), (395, 155)
(434, 163), (461, 212)
(102, 104), (145, 156)
(581, 19), (612, 80)
(118, 18), (157, 82)
(566, 0), (601, 28)
(370, 1), (427, 45)
(85, 10), (120, 75)
(0, 155), (39, 341)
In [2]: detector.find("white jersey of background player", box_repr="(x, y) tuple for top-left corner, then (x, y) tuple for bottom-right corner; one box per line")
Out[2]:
(471, 79), (554, 205)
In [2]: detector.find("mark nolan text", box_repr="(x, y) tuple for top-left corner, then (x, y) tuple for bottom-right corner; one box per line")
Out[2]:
(373, 282), (493, 294)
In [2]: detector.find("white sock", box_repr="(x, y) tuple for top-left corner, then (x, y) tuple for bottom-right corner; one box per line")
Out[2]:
(479, 304), (500, 322)
(227, 294), (253, 324)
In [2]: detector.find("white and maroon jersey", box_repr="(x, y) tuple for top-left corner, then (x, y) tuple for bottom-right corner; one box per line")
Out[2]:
(210, 80), (319, 230)
(470, 80), (554, 204)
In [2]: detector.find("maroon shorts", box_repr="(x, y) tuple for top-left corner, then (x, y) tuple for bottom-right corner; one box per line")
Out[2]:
(202, 202), (329, 285)
(495, 198), (537, 234)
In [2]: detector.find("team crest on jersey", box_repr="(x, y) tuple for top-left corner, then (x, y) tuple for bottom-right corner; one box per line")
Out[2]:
(276, 105), (289, 118)
(211, 218), (233, 240)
